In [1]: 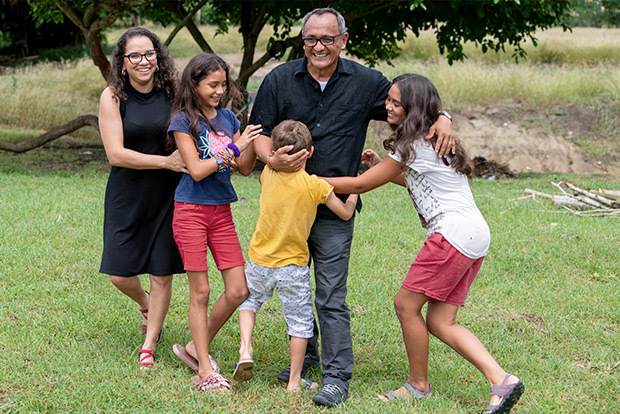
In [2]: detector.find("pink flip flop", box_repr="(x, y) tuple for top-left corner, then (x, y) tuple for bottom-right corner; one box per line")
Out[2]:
(173, 344), (198, 372)
(173, 344), (220, 373)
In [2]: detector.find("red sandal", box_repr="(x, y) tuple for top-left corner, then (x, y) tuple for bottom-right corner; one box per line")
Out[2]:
(139, 308), (148, 335)
(138, 349), (156, 368)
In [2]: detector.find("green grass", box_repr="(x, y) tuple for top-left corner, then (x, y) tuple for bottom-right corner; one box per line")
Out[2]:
(0, 160), (618, 412)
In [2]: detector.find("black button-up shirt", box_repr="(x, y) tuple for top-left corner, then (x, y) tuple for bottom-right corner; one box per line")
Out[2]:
(249, 57), (391, 219)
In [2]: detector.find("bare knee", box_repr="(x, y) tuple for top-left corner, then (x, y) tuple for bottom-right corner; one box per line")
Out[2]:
(109, 275), (125, 288)
(190, 285), (211, 308)
(393, 293), (417, 321)
(221, 267), (249, 305)
(426, 315), (454, 338)
(226, 285), (249, 305)
(150, 275), (173, 291)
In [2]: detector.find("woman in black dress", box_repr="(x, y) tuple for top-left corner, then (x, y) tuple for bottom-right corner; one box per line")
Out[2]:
(98, 28), (186, 367)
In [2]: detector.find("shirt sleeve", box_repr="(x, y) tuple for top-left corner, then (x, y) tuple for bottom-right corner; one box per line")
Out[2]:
(389, 141), (438, 173)
(369, 73), (391, 122)
(223, 108), (241, 135)
(248, 73), (279, 137)
(167, 111), (190, 140)
(309, 175), (334, 204)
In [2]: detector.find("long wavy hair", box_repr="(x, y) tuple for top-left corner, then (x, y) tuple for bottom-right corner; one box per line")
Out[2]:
(169, 53), (231, 150)
(108, 27), (177, 102)
(383, 74), (472, 178)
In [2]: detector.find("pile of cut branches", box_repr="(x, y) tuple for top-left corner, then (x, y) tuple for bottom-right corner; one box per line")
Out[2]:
(524, 181), (620, 216)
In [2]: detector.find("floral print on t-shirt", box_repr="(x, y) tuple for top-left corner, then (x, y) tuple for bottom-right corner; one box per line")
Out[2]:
(198, 130), (232, 159)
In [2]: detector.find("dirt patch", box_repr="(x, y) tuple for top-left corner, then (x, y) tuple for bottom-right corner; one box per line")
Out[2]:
(370, 104), (619, 175)
(453, 104), (619, 174)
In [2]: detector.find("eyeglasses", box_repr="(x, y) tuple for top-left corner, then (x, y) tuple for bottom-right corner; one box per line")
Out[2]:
(302, 34), (344, 47)
(123, 49), (158, 64)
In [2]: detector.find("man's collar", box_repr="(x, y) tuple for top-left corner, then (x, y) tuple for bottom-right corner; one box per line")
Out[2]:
(294, 57), (353, 78)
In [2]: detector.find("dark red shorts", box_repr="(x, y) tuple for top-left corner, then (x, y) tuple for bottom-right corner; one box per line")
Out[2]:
(402, 232), (484, 306)
(172, 202), (245, 272)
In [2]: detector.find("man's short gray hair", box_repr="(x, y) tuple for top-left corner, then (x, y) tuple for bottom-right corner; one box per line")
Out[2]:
(301, 7), (347, 35)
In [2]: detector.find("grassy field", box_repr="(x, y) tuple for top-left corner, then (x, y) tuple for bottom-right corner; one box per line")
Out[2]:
(0, 160), (618, 412)
(0, 23), (619, 413)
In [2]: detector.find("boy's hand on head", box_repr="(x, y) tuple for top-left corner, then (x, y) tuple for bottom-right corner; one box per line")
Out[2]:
(361, 149), (382, 168)
(426, 116), (454, 158)
(270, 145), (307, 172)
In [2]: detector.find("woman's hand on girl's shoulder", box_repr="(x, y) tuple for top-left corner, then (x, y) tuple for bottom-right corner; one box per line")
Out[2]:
(235, 124), (263, 152)
(165, 149), (189, 173)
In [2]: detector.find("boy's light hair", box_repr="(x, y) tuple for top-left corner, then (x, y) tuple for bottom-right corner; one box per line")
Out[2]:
(271, 120), (312, 155)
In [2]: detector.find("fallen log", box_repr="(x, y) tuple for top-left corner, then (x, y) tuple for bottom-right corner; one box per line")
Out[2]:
(597, 190), (620, 203)
(524, 189), (590, 210)
(0, 115), (99, 153)
(561, 181), (618, 207)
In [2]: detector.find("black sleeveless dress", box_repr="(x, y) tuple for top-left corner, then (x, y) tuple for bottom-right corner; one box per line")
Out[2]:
(100, 83), (184, 277)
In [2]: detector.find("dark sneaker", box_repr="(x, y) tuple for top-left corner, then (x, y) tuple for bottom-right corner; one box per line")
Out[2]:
(277, 354), (320, 383)
(312, 383), (348, 407)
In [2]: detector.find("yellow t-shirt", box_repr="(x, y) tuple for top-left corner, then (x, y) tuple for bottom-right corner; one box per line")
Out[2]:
(249, 167), (333, 268)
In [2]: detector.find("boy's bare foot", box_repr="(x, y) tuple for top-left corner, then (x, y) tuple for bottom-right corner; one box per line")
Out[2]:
(287, 378), (319, 392)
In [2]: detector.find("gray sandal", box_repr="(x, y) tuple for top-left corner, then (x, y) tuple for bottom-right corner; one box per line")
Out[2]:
(483, 374), (524, 414)
(380, 381), (431, 401)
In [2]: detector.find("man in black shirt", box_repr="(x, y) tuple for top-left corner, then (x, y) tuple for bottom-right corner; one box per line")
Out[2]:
(251, 7), (454, 407)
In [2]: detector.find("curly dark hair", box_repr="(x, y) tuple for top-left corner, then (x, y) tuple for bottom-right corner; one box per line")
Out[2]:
(108, 27), (178, 102)
(169, 53), (231, 150)
(383, 74), (473, 178)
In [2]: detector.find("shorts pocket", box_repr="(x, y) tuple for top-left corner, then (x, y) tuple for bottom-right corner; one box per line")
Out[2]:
(417, 232), (449, 263)
(174, 202), (200, 213)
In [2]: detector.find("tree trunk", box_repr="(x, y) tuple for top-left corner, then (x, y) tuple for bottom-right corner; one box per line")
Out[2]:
(85, 33), (111, 81)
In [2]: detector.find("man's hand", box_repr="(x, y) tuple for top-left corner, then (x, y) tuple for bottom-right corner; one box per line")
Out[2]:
(426, 115), (454, 158)
(269, 145), (308, 172)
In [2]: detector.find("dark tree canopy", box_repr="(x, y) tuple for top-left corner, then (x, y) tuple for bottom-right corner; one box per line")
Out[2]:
(17, 0), (573, 134)
(0, 0), (80, 59)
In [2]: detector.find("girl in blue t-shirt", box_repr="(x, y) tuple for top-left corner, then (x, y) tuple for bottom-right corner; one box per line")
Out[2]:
(167, 53), (262, 392)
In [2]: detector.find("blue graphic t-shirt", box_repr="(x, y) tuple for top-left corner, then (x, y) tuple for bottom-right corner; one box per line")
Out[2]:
(168, 108), (241, 205)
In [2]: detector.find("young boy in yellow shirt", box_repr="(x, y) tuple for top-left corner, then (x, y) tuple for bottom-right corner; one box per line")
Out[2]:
(233, 120), (358, 392)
